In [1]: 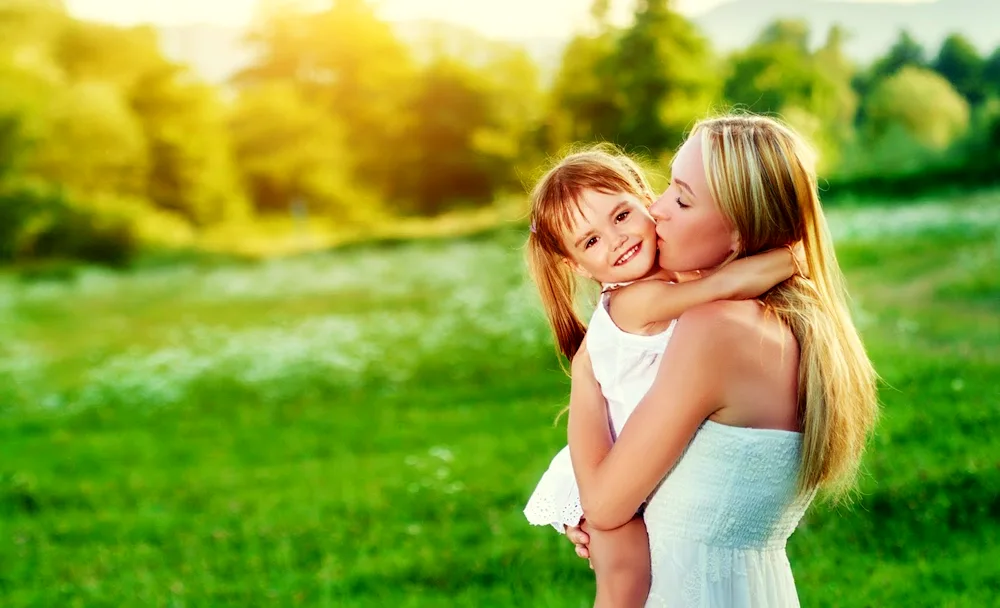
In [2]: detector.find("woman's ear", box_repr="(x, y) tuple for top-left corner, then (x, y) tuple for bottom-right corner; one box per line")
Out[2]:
(729, 229), (742, 255)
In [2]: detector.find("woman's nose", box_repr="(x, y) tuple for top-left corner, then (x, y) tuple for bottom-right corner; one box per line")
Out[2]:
(650, 194), (669, 221)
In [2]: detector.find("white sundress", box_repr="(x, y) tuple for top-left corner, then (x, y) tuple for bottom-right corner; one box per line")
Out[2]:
(523, 286), (674, 530)
(523, 287), (814, 607)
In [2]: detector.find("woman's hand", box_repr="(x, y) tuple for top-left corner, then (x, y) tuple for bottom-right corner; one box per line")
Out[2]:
(567, 520), (593, 563)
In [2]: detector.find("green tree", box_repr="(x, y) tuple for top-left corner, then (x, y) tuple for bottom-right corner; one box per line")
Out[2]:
(54, 21), (164, 88)
(932, 34), (985, 105)
(243, 0), (416, 199)
(228, 83), (371, 219)
(391, 58), (502, 214)
(981, 46), (1000, 99)
(130, 65), (248, 225)
(756, 19), (810, 53)
(724, 22), (856, 170)
(547, 30), (620, 147)
(864, 66), (970, 151)
(27, 81), (148, 198)
(611, 0), (718, 153)
(871, 30), (926, 80)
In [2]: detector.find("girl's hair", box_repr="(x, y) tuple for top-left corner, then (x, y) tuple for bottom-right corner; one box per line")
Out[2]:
(527, 146), (656, 361)
(691, 114), (879, 500)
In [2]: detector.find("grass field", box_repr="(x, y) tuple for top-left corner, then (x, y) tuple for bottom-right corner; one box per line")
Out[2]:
(2, 194), (1000, 607)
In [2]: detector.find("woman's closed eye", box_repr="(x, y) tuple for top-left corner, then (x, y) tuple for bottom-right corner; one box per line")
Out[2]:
(676, 197), (689, 209)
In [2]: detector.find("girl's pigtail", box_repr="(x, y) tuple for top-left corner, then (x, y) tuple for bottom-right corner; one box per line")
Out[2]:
(527, 235), (587, 361)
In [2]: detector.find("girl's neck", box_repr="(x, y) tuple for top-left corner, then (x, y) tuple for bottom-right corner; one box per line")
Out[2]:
(636, 266), (676, 283)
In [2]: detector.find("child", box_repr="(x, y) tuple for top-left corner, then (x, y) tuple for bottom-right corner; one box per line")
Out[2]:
(522, 148), (799, 607)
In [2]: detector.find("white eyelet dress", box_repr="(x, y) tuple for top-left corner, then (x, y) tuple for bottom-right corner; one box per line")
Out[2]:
(523, 287), (674, 531)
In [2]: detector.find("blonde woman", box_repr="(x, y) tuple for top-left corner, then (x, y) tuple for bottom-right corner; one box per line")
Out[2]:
(565, 114), (879, 606)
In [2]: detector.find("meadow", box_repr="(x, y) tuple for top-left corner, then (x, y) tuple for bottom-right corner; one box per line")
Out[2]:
(2, 193), (999, 607)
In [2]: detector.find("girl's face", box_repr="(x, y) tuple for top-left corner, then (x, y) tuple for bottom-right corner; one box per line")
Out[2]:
(649, 135), (738, 273)
(560, 188), (659, 285)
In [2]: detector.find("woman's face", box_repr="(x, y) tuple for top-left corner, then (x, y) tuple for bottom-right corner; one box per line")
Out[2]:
(649, 134), (737, 273)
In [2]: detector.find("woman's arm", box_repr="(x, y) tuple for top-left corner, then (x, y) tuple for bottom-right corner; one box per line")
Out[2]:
(571, 303), (736, 531)
(610, 246), (799, 334)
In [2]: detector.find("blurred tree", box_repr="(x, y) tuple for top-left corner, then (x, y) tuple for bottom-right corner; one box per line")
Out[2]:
(130, 65), (248, 226)
(724, 22), (856, 170)
(390, 58), (502, 214)
(981, 46), (1000, 99)
(54, 21), (164, 88)
(871, 30), (927, 80)
(611, 0), (718, 154)
(547, 29), (620, 147)
(27, 81), (148, 198)
(724, 21), (820, 115)
(932, 34), (985, 105)
(474, 44), (546, 186)
(228, 82), (372, 219)
(243, 0), (416, 200)
(864, 66), (970, 151)
(755, 19), (811, 53)
(0, 112), (26, 183)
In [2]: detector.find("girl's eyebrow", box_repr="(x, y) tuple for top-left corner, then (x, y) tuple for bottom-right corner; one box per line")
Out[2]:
(607, 201), (629, 219)
(574, 229), (596, 249)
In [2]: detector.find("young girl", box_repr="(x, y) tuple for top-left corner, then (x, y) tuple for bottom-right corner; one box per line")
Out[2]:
(522, 148), (800, 607)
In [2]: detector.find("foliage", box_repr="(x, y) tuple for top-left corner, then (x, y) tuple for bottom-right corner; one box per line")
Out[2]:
(611, 0), (719, 155)
(871, 30), (927, 81)
(227, 82), (366, 218)
(1, 0), (1000, 263)
(863, 66), (970, 151)
(932, 34), (985, 105)
(723, 21), (857, 171)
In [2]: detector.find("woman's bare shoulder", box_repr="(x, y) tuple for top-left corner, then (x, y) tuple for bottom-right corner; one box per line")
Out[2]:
(677, 301), (798, 429)
(675, 300), (795, 360)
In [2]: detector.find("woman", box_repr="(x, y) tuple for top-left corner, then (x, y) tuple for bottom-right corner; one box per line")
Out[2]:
(565, 114), (879, 606)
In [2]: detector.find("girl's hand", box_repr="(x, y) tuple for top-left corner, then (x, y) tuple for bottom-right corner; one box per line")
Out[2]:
(567, 520), (592, 561)
(716, 243), (804, 300)
(788, 242), (808, 278)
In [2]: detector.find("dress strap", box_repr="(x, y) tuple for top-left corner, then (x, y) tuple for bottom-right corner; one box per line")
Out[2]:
(601, 281), (634, 293)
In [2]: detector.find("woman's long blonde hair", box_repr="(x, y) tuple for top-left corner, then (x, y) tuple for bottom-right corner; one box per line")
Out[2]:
(693, 114), (878, 499)
(526, 146), (656, 361)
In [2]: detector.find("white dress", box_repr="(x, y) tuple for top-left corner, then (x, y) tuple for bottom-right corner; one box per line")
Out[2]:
(642, 420), (812, 607)
(524, 287), (813, 607)
(524, 287), (674, 530)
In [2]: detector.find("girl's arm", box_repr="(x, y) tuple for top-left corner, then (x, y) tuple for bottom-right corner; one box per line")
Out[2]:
(610, 246), (800, 334)
(570, 303), (738, 531)
(567, 346), (616, 508)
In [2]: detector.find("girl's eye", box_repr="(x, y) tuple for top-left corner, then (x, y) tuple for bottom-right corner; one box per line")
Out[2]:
(676, 197), (689, 209)
(585, 237), (598, 249)
(615, 211), (630, 223)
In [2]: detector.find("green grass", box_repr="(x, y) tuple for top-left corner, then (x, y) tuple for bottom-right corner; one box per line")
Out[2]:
(2, 197), (1000, 606)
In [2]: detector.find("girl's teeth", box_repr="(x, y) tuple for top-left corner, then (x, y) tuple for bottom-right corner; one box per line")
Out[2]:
(618, 246), (638, 265)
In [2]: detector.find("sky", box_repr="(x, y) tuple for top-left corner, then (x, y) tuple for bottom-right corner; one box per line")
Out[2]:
(65, 0), (934, 39)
